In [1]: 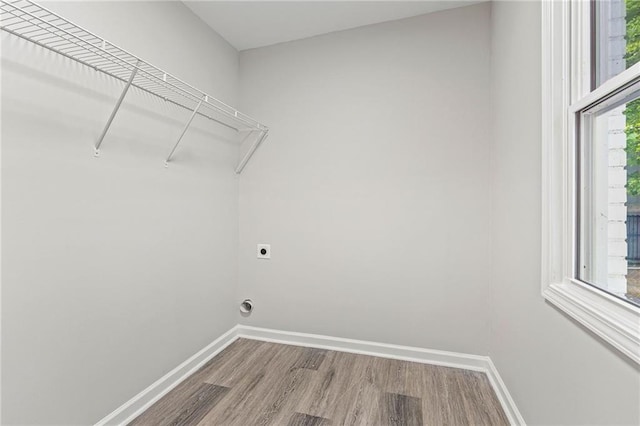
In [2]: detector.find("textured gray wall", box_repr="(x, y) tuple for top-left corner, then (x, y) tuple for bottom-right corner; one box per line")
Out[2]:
(1, 2), (240, 424)
(237, 3), (493, 355)
(489, 1), (640, 424)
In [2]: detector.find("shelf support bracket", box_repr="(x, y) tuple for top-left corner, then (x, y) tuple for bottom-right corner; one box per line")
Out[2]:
(94, 61), (139, 156)
(165, 97), (205, 166)
(235, 129), (269, 174)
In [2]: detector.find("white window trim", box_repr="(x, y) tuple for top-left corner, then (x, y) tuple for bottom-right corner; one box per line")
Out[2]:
(542, 0), (640, 364)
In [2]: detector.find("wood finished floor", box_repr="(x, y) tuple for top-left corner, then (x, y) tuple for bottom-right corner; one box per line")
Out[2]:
(129, 339), (509, 426)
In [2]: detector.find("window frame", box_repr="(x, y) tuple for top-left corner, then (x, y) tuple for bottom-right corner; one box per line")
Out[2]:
(542, 0), (640, 364)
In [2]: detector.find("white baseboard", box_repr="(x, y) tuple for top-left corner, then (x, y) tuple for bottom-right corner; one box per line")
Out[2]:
(485, 357), (527, 426)
(237, 325), (489, 371)
(94, 326), (239, 426)
(236, 325), (525, 426)
(95, 324), (524, 426)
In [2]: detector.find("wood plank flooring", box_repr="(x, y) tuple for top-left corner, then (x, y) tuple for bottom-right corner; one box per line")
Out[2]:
(129, 339), (509, 426)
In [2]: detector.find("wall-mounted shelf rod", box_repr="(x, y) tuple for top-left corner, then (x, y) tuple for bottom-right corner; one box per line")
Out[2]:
(165, 97), (204, 166)
(0, 0), (269, 173)
(95, 61), (139, 156)
(236, 130), (270, 174)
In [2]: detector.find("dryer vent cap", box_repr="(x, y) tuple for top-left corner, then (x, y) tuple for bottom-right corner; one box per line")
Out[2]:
(240, 299), (253, 314)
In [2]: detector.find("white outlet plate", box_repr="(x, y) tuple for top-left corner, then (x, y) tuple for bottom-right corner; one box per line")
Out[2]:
(257, 244), (270, 259)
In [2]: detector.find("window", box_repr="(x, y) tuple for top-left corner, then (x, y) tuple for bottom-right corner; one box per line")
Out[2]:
(578, 86), (640, 308)
(543, 0), (640, 364)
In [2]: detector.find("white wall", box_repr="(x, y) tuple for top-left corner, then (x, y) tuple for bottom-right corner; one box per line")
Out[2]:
(1, 2), (240, 424)
(238, 3), (492, 355)
(490, 2), (640, 425)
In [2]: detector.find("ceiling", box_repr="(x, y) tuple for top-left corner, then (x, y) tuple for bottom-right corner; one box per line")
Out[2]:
(183, 1), (482, 51)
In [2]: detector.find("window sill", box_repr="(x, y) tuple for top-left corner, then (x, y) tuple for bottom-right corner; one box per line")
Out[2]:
(543, 281), (640, 364)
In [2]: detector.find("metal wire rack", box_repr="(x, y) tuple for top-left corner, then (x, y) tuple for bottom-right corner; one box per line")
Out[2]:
(0, 0), (269, 172)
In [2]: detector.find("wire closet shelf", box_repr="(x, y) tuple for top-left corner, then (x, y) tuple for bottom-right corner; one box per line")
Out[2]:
(0, 0), (269, 172)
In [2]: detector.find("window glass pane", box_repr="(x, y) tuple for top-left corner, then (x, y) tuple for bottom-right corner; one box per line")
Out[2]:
(593, 0), (637, 88)
(579, 85), (640, 307)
